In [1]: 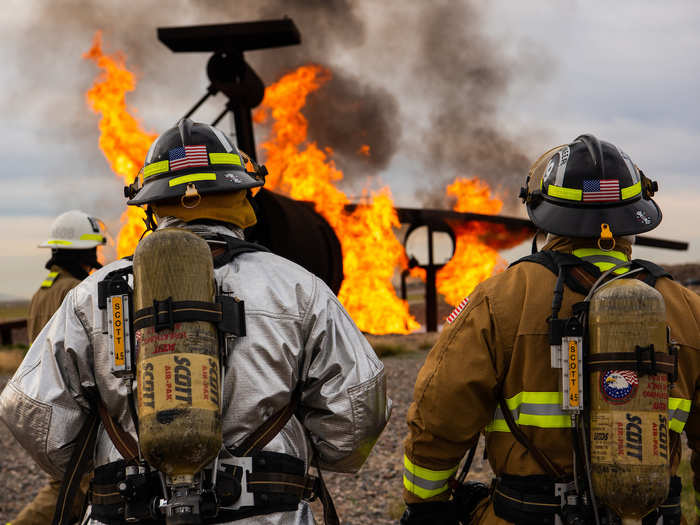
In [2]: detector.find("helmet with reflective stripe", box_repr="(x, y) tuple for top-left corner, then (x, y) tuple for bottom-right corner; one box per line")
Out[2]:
(38, 210), (107, 250)
(125, 118), (265, 206)
(520, 134), (661, 237)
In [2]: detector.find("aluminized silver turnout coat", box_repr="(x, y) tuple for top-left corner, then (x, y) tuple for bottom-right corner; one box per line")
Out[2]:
(0, 223), (391, 525)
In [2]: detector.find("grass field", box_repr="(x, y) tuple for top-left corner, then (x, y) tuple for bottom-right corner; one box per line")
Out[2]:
(0, 301), (29, 321)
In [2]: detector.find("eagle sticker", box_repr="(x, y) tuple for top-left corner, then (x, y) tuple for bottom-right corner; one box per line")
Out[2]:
(600, 370), (639, 404)
(446, 297), (469, 324)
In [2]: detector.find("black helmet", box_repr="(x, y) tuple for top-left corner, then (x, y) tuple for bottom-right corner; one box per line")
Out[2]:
(519, 134), (661, 238)
(125, 118), (265, 206)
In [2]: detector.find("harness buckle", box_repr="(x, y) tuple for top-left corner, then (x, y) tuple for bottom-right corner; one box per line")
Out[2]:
(218, 456), (255, 510)
(153, 297), (175, 332)
(635, 344), (657, 376)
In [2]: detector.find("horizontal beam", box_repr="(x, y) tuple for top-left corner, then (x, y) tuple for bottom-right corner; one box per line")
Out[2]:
(343, 204), (688, 251)
(158, 19), (301, 53)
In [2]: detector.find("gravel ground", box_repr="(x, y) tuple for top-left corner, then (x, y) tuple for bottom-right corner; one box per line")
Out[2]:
(0, 350), (493, 524)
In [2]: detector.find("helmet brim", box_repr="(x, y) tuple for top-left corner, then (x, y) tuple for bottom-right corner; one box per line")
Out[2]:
(38, 239), (104, 249)
(127, 170), (264, 206)
(527, 196), (662, 237)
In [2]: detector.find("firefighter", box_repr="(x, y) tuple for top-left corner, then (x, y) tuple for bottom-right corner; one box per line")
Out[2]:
(401, 134), (700, 524)
(9, 210), (106, 525)
(0, 118), (390, 525)
(28, 209), (106, 340)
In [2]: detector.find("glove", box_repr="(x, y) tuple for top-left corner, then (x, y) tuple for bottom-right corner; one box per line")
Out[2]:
(399, 501), (458, 525)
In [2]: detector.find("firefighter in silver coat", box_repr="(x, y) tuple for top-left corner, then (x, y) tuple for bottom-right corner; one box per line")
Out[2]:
(0, 119), (391, 524)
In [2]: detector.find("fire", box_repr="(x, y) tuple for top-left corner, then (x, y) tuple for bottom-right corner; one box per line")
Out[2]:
(255, 66), (419, 334)
(83, 34), (528, 333)
(435, 178), (529, 305)
(83, 32), (155, 258)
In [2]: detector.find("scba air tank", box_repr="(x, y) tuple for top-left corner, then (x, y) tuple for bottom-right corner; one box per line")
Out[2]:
(588, 279), (669, 522)
(133, 228), (222, 488)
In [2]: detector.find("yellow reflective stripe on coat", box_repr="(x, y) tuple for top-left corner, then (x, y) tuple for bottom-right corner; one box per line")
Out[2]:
(209, 152), (242, 165)
(41, 271), (59, 288)
(668, 397), (691, 433)
(403, 455), (457, 499)
(142, 160), (169, 179)
(485, 391), (573, 432)
(168, 173), (217, 187)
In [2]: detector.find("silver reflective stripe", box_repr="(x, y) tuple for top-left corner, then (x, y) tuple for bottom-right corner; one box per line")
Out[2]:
(520, 402), (567, 416)
(493, 404), (517, 420)
(554, 145), (570, 186)
(670, 406), (689, 423)
(578, 255), (628, 266)
(145, 135), (160, 164)
(210, 125), (234, 153)
(403, 468), (449, 491)
(617, 144), (641, 183)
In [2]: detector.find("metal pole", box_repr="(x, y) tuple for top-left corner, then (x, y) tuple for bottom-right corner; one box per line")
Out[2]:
(426, 224), (438, 332)
(231, 104), (257, 161)
(182, 89), (216, 120)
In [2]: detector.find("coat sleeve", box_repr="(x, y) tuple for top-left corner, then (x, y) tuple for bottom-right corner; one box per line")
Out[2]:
(298, 278), (391, 473)
(403, 287), (502, 503)
(0, 288), (94, 479)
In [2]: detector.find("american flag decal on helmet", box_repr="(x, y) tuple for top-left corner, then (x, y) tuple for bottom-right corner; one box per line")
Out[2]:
(446, 297), (469, 324)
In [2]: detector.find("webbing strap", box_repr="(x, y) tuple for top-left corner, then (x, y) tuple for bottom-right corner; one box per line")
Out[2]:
(498, 398), (566, 480)
(230, 386), (302, 457)
(133, 299), (222, 331)
(588, 351), (676, 376)
(97, 400), (139, 463)
(213, 237), (269, 269)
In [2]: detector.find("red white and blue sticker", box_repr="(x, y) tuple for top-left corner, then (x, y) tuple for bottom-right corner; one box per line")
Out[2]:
(446, 297), (469, 324)
(600, 370), (638, 404)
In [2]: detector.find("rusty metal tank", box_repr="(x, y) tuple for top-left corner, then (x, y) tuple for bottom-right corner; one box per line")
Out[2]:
(588, 279), (669, 521)
(133, 228), (222, 486)
(247, 188), (343, 294)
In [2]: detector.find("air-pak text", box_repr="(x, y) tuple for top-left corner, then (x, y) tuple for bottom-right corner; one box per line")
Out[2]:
(174, 355), (193, 404)
(625, 413), (643, 461)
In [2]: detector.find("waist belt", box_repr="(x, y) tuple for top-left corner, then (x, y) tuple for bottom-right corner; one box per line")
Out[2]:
(91, 451), (320, 524)
(492, 474), (681, 525)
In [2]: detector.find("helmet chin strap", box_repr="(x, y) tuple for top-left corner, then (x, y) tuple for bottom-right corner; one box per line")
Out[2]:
(141, 205), (158, 237)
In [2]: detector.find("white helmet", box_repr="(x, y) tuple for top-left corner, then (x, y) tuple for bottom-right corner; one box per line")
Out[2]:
(38, 210), (107, 250)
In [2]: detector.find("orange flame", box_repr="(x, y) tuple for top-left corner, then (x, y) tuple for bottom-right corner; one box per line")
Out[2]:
(435, 178), (529, 305)
(255, 66), (419, 334)
(83, 32), (155, 258)
(83, 34), (529, 332)
(358, 144), (371, 157)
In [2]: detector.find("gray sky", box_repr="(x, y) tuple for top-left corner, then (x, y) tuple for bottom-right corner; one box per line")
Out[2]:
(2, 1), (699, 299)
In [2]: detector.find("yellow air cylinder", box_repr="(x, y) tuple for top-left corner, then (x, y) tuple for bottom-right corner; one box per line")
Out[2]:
(133, 228), (222, 486)
(588, 279), (669, 521)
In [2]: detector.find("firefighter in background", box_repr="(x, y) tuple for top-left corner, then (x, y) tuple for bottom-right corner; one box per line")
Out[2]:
(0, 118), (390, 525)
(401, 134), (700, 524)
(28, 210), (106, 340)
(9, 210), (106, 525)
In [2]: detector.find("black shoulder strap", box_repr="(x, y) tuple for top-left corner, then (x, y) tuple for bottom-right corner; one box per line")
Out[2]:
(631, 259), (672, 287)
(509, 251), (595, 296)
(213, 237), (270, 269)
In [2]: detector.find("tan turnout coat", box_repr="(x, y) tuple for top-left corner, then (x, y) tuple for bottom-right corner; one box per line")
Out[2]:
(403, 239), (700, 524)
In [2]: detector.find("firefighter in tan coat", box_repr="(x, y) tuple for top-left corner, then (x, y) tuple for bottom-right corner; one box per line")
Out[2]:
(11, 210), (106, 525)
(402, 134), (700, 524)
